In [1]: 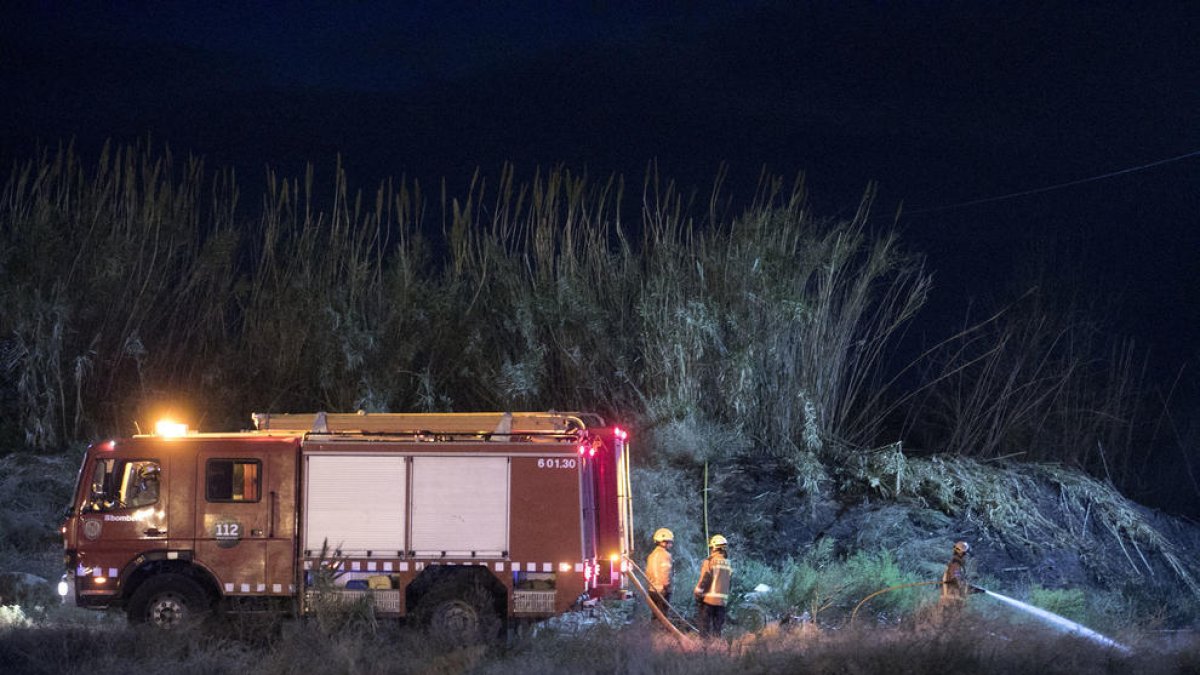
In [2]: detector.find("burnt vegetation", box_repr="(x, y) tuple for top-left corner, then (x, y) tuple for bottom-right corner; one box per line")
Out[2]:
(1, 142), (1198, 670)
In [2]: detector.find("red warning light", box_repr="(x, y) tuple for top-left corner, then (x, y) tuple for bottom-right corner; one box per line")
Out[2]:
(578, 444), (587, 455)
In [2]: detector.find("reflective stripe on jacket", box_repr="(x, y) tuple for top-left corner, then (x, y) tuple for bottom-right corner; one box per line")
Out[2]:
(646, 545), (673, 592)
(694, 551), (732, 606)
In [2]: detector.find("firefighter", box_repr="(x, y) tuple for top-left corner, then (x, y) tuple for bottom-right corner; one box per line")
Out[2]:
(941, 540), (973, 605)
(694, 534), (732, 638)
(646, 528), (674, 621)
(129, 463), (160, 506)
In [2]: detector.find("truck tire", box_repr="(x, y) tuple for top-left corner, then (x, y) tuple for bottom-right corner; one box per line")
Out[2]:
(415, 582), (503, 644)
(126, 573), (210, 629)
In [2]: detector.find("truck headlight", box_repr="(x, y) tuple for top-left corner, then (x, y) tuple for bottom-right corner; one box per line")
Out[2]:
(58, 575), (69, 597)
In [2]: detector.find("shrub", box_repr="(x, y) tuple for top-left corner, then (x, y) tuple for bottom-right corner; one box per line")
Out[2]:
(1029, 585), (1089, 624)
(732, 543), (927, 626)
(0, 605), (31, 629)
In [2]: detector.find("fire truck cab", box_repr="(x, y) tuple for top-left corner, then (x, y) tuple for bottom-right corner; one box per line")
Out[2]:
(61, 412), (634, 636)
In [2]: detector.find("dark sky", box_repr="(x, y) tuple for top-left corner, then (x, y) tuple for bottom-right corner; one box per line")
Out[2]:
(3, 1), (1198, 390)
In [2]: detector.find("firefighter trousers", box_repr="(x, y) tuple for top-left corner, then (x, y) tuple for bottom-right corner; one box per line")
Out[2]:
(649, 588), (671, 623)
(697, 602), (727, 637)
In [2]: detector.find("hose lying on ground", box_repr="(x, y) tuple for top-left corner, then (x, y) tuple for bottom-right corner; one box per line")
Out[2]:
(623, 558), (701, 633)
(622, 557), (699, 644)
(850, 580), (945, 625)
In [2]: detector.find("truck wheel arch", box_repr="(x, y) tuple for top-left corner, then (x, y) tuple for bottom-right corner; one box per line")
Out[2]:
(121, 556), (220, 609)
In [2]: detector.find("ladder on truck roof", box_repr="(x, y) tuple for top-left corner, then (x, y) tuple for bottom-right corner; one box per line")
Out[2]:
(251, 411), (604, 439)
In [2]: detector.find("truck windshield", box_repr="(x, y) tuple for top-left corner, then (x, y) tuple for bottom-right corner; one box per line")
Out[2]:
(84, 458), (160, 512)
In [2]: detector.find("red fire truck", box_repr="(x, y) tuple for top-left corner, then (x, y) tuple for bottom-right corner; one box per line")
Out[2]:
(61, 411), (634, 635)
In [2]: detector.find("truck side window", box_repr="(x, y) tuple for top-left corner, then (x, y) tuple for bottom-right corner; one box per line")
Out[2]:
(85, 459), (159, 511)
(123, 461), (161, 508)
(86, 459), (117, 511)
(206, 459), (261, 502)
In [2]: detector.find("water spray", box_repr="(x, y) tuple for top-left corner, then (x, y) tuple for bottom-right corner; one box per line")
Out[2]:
(852, 581), (1132, 655)
(978, 587), (1132, 655)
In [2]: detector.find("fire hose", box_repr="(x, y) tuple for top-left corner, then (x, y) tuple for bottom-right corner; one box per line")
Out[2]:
(622, 557), (700, 643)
(849, 580), (946, 625)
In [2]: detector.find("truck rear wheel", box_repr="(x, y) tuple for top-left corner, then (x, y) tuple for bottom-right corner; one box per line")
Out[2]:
(415, 582), (503, 644)
(127, 573), (210, 629)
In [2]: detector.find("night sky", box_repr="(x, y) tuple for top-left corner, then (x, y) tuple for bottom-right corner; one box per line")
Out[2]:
(3, 2), (1198, 467)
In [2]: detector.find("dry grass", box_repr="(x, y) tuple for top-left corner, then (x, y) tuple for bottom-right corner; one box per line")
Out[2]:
(0, 612), (1193, 675)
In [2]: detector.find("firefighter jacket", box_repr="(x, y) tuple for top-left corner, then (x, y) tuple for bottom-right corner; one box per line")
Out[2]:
(941, 554), (968, 601)
(646, 544), (673, 593)
(694, 549), (732, 606)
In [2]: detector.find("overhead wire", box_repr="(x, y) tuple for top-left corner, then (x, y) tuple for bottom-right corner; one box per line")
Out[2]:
(905, 147), (1200, 216)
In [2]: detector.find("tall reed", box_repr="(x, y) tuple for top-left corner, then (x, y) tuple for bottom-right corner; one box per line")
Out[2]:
(0, 142), (1139, 483)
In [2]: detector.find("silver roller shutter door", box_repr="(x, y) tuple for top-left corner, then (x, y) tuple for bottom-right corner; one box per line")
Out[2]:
(410, 456), (509, 556)
(304, 454), (407, 556)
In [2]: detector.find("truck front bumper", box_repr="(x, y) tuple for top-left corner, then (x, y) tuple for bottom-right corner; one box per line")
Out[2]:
(66, 570), (120, 609)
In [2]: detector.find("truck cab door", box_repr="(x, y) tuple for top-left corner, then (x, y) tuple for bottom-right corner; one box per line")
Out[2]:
(75, 455), (168, 584)
(194, 446), (271, 596)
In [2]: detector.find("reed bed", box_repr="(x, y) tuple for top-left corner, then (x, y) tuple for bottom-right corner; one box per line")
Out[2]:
(1, 143), (929, 463)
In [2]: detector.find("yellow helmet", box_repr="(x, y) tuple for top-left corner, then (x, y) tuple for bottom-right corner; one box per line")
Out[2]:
(709, 534), (728, 548)
(954, 541), (970, 556)
(653, 528), (675, 543)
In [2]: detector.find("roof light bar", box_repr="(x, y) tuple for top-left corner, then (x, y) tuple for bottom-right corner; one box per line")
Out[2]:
(154, 420), (189, 438)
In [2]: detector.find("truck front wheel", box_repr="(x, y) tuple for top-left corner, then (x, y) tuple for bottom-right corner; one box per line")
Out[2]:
(127, 573), (210, 629)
